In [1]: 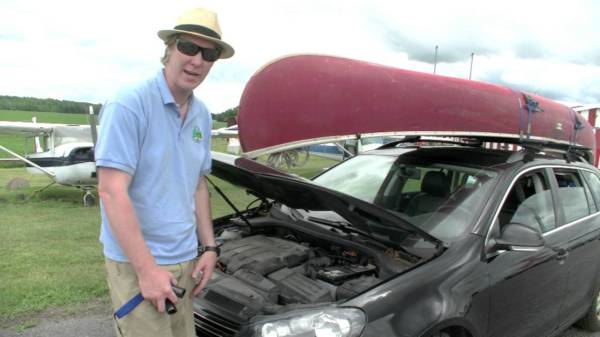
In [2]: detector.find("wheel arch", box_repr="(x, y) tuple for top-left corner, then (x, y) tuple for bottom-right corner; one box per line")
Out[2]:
(421, 318), (480, 337)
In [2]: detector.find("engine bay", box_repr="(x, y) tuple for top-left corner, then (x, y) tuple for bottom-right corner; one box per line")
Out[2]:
(195, 212), (419, 322)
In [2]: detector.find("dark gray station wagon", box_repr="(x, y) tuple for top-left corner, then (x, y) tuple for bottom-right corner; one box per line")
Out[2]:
(193, 140), (600, 337)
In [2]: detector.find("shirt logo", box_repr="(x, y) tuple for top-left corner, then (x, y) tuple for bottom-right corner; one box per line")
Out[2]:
(192, 127), (203, 142)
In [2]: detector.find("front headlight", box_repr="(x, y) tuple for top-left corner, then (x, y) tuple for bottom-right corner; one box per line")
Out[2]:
(240, 307), (366, 337)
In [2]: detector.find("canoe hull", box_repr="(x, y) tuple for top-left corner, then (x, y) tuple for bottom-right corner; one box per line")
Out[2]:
(238, 55), (595, 159)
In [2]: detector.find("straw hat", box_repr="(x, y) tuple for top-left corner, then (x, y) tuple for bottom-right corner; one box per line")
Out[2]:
(158, 8), (235, 59)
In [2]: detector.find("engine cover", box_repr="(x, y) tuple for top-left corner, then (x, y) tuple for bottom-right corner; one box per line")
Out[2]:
(220, 235), (309, 275)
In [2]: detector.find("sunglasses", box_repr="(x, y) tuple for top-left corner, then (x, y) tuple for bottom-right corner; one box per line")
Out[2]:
(175, 39), (221, 62)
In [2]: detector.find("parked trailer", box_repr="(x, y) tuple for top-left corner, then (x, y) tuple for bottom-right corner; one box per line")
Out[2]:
(574, 104), (600, 167)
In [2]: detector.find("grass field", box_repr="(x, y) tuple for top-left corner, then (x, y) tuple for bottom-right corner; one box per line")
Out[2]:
(0, 113), (337, 326)
(0, 169), (263, 323)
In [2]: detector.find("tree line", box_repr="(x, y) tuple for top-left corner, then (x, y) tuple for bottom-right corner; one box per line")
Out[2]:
(0, 95), (239, 121)
(213, 106), (238, 123)
(0, 95), (102, 114)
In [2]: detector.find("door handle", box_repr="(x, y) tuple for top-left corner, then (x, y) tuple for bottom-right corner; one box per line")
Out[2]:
(554, 248), (569, 260)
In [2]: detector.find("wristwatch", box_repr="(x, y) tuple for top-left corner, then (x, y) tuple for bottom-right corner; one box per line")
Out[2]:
(198, 245), (220, 257)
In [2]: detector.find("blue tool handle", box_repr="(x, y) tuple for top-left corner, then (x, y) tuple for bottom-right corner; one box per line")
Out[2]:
(114, 293), (144, 319)
(114, 285), (186, 319)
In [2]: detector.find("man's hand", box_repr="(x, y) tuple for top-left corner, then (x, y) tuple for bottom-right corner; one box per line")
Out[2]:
(191, 252), (217, 296)
(138, 266), (178, 313)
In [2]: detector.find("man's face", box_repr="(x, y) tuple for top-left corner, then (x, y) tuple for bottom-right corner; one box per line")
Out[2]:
(164, 34), (217, 95)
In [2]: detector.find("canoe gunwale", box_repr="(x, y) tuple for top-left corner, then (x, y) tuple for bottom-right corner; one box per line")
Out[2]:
(241, 131), (593, 161)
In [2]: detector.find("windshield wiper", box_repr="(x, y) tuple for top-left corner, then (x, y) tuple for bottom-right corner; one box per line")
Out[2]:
(307, 215), (422, 263)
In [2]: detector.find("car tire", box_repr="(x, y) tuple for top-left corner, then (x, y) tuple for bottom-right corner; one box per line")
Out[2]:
(428, 331), (451, 337)
(575, 287), (600, 332)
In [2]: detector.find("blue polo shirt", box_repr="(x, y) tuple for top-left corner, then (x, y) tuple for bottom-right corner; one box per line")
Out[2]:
(95, 70), (212, 265)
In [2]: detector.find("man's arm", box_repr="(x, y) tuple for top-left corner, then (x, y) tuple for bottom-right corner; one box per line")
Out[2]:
(97, 167), (178, 312)
(191, 176), (217, 296)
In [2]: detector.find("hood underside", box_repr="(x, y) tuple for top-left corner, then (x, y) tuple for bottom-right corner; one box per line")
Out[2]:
(210, 152), (442, 248)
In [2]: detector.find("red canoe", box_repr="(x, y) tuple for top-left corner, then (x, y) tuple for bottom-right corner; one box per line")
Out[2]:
(237, 54), (595, 160)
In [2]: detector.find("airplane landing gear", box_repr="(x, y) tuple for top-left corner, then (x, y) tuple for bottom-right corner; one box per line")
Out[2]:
(32, 181), (56, 197)
(83, 190), (95, 207)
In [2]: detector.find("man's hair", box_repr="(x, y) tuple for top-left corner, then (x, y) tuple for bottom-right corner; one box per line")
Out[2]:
(160, 35), (179, 65)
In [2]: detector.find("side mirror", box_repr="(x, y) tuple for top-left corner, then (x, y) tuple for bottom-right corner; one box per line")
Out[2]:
(494, 222), (544, 252)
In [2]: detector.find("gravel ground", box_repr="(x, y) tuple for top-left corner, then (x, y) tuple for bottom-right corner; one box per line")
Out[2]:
(0, 299), (114, 337)
(0, 300), (598, 337)
(0, 315), (115, 337)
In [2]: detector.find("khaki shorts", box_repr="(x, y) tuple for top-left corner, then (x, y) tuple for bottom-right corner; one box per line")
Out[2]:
(105, 258), (197, 337)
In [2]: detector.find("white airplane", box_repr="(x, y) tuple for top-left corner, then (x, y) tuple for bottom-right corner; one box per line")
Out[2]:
(305, 137), (389, 161)
(210, 124), (241, 154)
(214, 125), (395, 169)
(0, 112), (240, 206)
(0, 107), (99, 206)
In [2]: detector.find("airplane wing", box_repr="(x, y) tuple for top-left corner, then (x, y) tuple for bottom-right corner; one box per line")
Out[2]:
(3, 120), (236, 138)
(211, 125), (239, 137)
(0, 121), (95, 144)
(0, 121), (65, 136)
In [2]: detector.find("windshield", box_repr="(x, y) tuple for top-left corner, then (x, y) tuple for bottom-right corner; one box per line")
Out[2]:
(312, 152), (498, 241)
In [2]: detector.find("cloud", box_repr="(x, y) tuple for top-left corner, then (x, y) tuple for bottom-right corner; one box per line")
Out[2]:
(370, 0), (600, 65)
(472, 56), (600, 104)
(0, 0), (598, 113)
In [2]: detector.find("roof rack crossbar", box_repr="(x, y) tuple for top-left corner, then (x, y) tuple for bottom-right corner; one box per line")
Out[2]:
(377, 136), (484, 150)
(505, 140), (591, 164)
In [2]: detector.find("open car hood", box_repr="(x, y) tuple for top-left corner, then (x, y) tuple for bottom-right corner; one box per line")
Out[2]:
(211, 152), (442, 248)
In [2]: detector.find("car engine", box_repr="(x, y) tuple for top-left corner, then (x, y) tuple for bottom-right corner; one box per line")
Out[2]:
(194, 218), (399, 321)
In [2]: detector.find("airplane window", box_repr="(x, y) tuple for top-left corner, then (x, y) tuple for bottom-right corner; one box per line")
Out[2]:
(70, 147), (94, 162)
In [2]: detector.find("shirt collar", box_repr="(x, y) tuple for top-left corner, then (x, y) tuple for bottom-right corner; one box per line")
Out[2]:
(155, 69), (198, 121)
(156, 69), (176, 106)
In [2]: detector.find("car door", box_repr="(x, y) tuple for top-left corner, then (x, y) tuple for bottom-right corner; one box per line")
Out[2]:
(553, 168), (600, 326)
(486, 168), (568, 337)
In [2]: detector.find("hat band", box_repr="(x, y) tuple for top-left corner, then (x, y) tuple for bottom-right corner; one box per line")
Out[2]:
(174, 24), (221, 40)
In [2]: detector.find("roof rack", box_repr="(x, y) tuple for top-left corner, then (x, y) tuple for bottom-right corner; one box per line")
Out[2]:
(379, 136), (593, 165)
(506, 145), (589, 164)
(516, 139), (592, 164)
(377, 136), (483, 149)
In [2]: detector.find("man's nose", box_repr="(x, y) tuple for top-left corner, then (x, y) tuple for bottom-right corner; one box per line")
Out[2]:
(189, 52), (206, 66)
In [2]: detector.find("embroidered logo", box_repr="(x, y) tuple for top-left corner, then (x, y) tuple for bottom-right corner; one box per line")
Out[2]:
(192, 127), (203, 142)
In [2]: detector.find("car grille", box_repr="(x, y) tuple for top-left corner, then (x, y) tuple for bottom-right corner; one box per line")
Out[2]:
(194, 308), (241, 337)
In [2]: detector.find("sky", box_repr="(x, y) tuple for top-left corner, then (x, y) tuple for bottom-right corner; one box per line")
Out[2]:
(0, 0), (599, 114)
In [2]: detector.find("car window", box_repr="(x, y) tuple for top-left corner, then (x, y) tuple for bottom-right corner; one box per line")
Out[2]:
(581, 170), (600, 213)
(498, 170), (556, 233)
(553, 169), (592, 223)
(313, 155), (397, 202)
(313, 153), (498, 241)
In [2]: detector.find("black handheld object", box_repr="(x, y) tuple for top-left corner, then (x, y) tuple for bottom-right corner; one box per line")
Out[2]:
(165, 285), (186, 315)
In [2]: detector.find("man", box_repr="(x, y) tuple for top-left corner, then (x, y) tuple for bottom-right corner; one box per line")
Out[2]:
(95, 8), (234, 337)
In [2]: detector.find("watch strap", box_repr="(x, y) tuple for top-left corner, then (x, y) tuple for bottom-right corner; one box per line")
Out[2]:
(199, 245), (220, 257)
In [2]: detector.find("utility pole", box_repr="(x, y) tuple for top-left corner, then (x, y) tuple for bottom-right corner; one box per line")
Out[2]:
(433, 45), (438, 74)
(469, 52), (474, 80)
